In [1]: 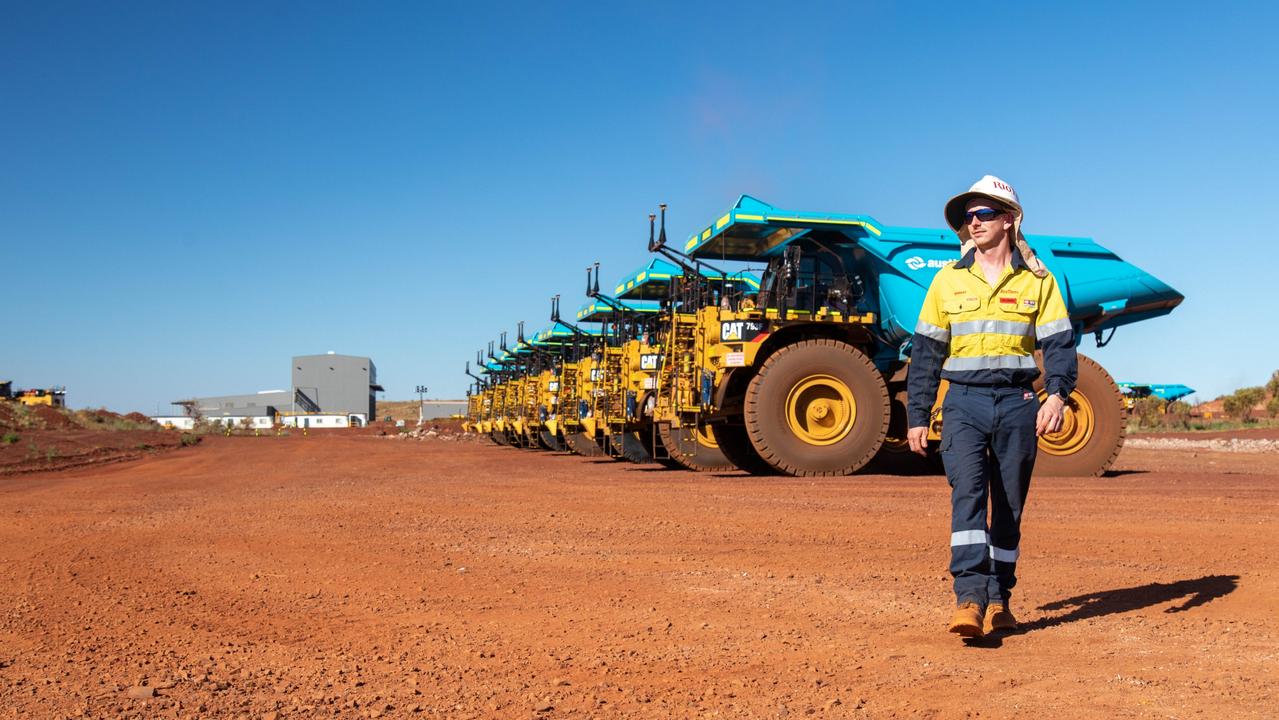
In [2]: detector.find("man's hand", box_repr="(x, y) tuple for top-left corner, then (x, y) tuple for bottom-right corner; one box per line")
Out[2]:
(907, 426), (929, 456)
(1036, 394), (1067, 436)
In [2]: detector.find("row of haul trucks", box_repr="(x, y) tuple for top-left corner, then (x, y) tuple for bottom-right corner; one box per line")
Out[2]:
(462, 196), (1183, 477)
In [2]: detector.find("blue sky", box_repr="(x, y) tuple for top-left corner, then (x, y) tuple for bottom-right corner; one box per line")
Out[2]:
(3, 1), (1275, 413)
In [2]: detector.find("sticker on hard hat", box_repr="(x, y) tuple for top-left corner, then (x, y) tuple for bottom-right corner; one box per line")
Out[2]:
(724, 352), (746, 367)
(642, 377), (656, 389)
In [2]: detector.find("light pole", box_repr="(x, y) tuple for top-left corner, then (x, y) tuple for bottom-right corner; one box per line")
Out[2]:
(416, 385), (428, 425)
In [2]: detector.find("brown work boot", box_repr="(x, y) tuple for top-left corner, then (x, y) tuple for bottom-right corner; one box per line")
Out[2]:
(947, 602), (984, 637)
(983, 604), (1017, 634)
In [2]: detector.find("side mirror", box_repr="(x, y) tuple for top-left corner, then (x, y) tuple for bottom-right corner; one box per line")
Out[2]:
(648, 204), (668, 251)
(587, 262), (601, 298)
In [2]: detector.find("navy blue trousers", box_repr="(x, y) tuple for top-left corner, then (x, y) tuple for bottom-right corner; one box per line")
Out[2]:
(940, 383), (1039, 607)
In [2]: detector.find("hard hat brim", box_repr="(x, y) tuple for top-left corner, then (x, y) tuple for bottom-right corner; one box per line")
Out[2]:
(944, 191), (1022, 232)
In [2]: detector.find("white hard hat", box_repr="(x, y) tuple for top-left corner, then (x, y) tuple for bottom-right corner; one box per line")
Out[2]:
(944, 174), (1022, 232)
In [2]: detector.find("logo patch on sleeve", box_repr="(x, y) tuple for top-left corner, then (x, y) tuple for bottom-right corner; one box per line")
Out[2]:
(1022, 299), (1037, 308)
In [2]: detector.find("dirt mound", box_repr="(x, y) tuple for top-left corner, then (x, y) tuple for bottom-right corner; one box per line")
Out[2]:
(29, 404), (77, 429)
(376, 400), (468, 424)
(72, 409), (157, 429)
(0, 405), (185, 475)
(429, 417), (466, 433)
(78, 408), (126, 425)
(394, 419), (480, 443)
(0, 426), (185, 475)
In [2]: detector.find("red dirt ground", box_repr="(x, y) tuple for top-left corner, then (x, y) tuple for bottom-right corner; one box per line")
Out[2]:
(1, 404), (185, 476)
(0, 427), (184, 475)
(1, 436), (1276, 718)
(1136, 426), (1279, 441)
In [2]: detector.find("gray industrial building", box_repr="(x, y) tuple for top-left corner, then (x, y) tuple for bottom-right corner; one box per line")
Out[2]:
(171, 353), (383, 424)
(291, 353), (380, 420)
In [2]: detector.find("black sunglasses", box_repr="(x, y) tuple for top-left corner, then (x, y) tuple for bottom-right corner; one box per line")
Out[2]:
(964, 208), (1006, 223)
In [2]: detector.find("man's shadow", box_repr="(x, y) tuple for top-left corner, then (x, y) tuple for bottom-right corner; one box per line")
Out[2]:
(967, 574), (1239, 647)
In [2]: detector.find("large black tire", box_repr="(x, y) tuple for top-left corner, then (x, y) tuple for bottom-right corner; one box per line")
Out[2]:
(1032, 352), (1125, 477)
(866, 381), (943, 475)
(744, 339), (890, 476)
(531, 428), (551, 450)
(539, 429), (564, 452)
(657, 422), (736, 472)
(563, 431), (604, 457)
(710, 421), (778, 475)
(616, 431), (653, 463)
(648, 435), (687, 470)
(638, 426), (685, 469)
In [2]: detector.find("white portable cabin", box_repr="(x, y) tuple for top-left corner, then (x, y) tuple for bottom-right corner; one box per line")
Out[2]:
(278, 413), (366, 429)
(206, 415), (275, 429)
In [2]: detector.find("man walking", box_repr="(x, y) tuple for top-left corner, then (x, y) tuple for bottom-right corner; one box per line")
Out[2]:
(906, 175), (1077, 638)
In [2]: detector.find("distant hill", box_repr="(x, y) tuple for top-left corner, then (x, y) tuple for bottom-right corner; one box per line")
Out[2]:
(1195, 391), (1274, 419)
(375, 400), (467, 423)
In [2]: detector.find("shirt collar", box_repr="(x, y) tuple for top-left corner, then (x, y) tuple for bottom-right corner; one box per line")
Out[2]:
(953, 245), (1029, 271)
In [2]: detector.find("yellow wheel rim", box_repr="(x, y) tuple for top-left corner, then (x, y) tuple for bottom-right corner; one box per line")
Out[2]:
(1037, 389), (1095, 456)
(785, 374), (856, 446)
(695, 423), (719, 449)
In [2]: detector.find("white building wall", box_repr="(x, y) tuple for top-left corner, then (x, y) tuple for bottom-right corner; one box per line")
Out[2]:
(279, 414), (364, 428)
(202, 416), (276, 429)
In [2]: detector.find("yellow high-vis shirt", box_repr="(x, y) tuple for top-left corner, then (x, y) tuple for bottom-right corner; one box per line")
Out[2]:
(906, 248), (1077, 428)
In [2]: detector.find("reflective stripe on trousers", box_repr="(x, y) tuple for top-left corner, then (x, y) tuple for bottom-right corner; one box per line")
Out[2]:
(941, 383), (1038, 607)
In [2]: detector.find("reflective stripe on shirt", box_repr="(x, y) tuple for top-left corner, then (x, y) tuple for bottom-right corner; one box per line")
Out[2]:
(1036, 317), (1073, 340)
(942, 355), (1038, 372)
(914, 320), (950, 343)
(950, 319), (1033, 338)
